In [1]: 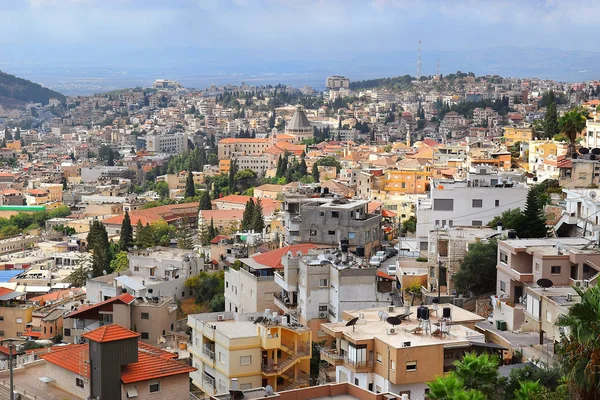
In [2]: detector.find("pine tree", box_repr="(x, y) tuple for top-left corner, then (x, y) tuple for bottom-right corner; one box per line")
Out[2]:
(14, 128), (20, 141)
(276, 155), (283, 178)
(228, 160), (237, 193)
(299, 158), (308, 177)
(185, 170), (195, 198)
(241, 199), (255, 231)
(4, 128), (12, 142)
(312, 163), (320, 182)
(208, 218), (217, 241)
(177, 218), (195, 250)
(119, 211), (134, 251)
(107, 148), (115, 166)
(518, 186), (548, 238)
(199, 222), (210, 246)
(199, 191), (212, 210)
(251, 199), (265, 233)
(544, 91), (559, 139)
(135, 221), (152, 249)
(87, 220), (110, 277)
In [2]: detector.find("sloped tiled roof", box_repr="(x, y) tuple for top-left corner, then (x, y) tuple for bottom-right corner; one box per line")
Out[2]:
(287, 106), (312, 130)
(82, 324), (139, 343)
(66, 293), (135, 318)
(251, 244), (317, 269)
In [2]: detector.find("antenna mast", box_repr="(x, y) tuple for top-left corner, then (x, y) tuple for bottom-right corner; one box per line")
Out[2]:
(436, 59), (440, 77)
(417, 39), (422, 80)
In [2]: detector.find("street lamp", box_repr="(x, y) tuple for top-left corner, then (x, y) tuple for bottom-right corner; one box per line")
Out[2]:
(1, 338), (24, 400)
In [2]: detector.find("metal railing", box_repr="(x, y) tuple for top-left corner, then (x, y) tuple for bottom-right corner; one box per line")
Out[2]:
(202, 372), (215, 389)
(202, 345), (215, 360)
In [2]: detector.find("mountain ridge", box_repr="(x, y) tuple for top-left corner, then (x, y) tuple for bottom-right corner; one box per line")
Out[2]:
(0, 70), (65, 106)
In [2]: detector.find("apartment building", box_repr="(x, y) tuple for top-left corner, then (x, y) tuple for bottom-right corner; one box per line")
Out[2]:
(504, 127), (533, 146)
(585, 116), (600, 148)
(326, 76), (350, 90)
(384, 169), (431, 196)
(416, 167), (528, 250)
(187, 311), (312, 396)
(273, 247), (395, 336)
(494, 238), (600, 331)
(555, 188), (600, 238)
(558, 157), (600, 188)
(320, 305), (489, 399)
(63, 292), (177, 345)
(156, 171), (204, 193)
(145, 133), (188, 154)
(217, 138), (271, 159)
(0, 288), (34, 338)
(283, 192), (382, 256)
(224, 244), (317, 314)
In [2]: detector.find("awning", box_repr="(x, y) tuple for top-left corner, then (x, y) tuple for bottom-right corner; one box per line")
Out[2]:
(126, 386), (138, 398)
(115, 275), (146, 291)
(0, 291), (24, 301)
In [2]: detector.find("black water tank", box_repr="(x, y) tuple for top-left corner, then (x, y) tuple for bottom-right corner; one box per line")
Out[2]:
(416, 306), (424, 320)
(421, 307), (430, 320)
(572, 152), (578, 159)
(507, 230), (517, 239)
(443, 307), (451, 319)
(356, 246), (365, 257)
(341, 243), (349, 253)
(323, 187), (330, 195)
(591, 154), (596, 161)
(121, 288), (127, 294)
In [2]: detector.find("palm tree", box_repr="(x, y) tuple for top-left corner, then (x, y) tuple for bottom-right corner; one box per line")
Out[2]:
(514, 380), (542, 400)
(556, 285), (600, 399)
(452, 352), (499, 398)
(427, 375), (465, 400)
(559, 108), (588, 156)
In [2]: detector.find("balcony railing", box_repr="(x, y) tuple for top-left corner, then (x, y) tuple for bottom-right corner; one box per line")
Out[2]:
(274, 292), (298, 309)
(320, 349), (343, 365)
(202, 345), (215, 361)
(202, 372), (215, 389)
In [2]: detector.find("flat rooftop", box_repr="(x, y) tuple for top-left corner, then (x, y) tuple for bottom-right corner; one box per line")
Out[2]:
(324, 304), (485, 348)
(1, 361), (81, 400)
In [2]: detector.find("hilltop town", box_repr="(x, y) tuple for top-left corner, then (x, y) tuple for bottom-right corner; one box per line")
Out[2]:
(0, 72), (596, 399)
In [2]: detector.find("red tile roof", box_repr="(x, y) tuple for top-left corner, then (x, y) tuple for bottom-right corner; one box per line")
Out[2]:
(102, 202), (199, 226)
(66, 293), (135, 318)
(377, 270), (395, 280)
(30, 288), (85, 303)
(210, 235), (230, 244)
(251, 244), (318, 269)
(83, 324), (139, 343)
(0, 287), (15, 297)
(41, 341), (196, 382)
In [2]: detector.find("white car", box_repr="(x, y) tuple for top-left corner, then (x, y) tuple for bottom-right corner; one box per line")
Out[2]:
(369, 255), (384, 267)
(386, 263), (397, 276)
(375, 251), (387, 260)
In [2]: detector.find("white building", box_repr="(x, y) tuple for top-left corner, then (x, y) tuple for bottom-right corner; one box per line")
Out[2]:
(586, 117), (600, 149)
(416, 167), (528, 249)
(145, 133), (188, 154)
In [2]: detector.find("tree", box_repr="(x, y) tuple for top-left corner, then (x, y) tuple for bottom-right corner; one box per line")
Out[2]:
(241, 199), (255, 231)
(487, 208), (523, 231)
(543, 91), (559, 139)
(119, 211), (134, 251)
(155, 181), (170, 199)
(556, 284), (600, 400)
(14, 127), (20, 141)
(514, 381), (543, 400)
(252, 198), (265, 233)
(208, 218), (217, 241)
(109, 251), (129, 273)
(298, 158), (308, 177)
(312, 163), (320, 182)
(454, 239), (498, 295)
(559, 107), (588, 156)
(402, 216), (417, 233)
(86, 220), (110, 277)
(199, 222), (210, 246)
(427, 375), (471, 400)
(452, 353), (499, 398)
(198, 190), (212, 210)
(185, 271), (225, 311)
(234, 169), (258, 192)
(184, 170), (195, 198)
(228, 160), (237, 193)
(177, 218), (195, 250)
(518, 185), (548, 239)
(4, 128), (12, 141)
(61, 176), (68, 190)
(135, 221), (154, 249)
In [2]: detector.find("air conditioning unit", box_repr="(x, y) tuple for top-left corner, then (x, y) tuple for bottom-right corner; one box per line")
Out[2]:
(319, 312), (327, 318)
(386, 327), (396, 335)
(584, 280), (590, 288)
(566, 293), (573, 302)
(217, 315), (225, 321)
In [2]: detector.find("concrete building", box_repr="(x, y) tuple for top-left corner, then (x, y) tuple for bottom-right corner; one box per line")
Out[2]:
(63, 292), (177, 345)
(188, 311), (312, 396)
(284, 106), (313, 143)
(558, 157), (600, 188)
(320, 305), (491, 399)
(144, 133), (187, 154)
(555, 188), (600, 238)
(0, 288), (32, 338)
(585, 116), (600, 148)
(494, 238), (600, 331)
(283, 193), (382, 256)
(224, 244), (317, 314)
(503, 126), (533, 146)
(416, 167), (528, 250)
(273, 247), (395, 337)
(326, 76), (350, 90)
(218, 138), (271, 159)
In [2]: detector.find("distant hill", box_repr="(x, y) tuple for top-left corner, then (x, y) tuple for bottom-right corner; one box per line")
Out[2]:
(349, 75), (416, 91)
(0, 70), (65, 106)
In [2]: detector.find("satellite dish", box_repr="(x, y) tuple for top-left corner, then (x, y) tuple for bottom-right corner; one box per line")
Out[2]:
(590, 191), (597, 199)
(537, 278), (553, 289)
(265, 385), (274, 396)
(592, 148), (600, 155)
(102, 270), (107, 275)
(381, 312), (389, 321)
(378, 310), (384, 321)
(346, 316), (359, 331)
(253, 316), (265, 324)
(579, 147), (590, 155)
(386, 316), (403, 326)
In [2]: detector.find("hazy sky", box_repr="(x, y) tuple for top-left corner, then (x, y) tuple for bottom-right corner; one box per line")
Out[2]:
(0, 0), (595, 55)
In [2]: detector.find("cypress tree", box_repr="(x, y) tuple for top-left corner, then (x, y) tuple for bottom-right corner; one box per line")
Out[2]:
(119, 211), (134, 251)
(312, 163), (320, 182)
(228, 160), (237, 193)
(241, 199), (255, 231)
(251, 199), (265, 234)
(299, 158), (308, 177)
(199, 191), (212, 210)
(4, 128), (12, 141)
(208, 217), (216, 241)
(544, 91), (559, 139)
(185, 170), (195, 198)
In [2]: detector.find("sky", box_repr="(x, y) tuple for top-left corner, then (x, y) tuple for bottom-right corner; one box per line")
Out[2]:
(0, 0), (598, 92)
(0, 0), (596, 55)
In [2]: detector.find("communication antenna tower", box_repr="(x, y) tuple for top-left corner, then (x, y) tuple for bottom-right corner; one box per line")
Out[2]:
(436, 59), (440, 77)
(417, 39), (422, 80)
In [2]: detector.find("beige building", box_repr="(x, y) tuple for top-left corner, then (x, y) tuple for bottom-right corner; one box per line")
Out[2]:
(188, 311), (312, 397)
(0, 289), (34, 338)
(494, 238), (600, 332)
(217, 138), (271, 159)
(156, 171), (204, 194)
(320, 305), (489, 399)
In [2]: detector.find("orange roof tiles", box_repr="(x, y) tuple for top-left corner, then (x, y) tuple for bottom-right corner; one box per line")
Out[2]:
(210, 235), (230, 244)
(102, 202), (199, 226)
(251, 244), (317, 269)
(82, 324), (139, 343)
(41, 344), (90, 377)
(219, 138), (269, 144)
(121, 349), (196, 383)
(30, 288), (84, 303)
(66, 293), (135, 318)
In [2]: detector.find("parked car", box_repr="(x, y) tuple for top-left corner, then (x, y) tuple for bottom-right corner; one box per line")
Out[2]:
(369, 255), (384, 267)
(384, 247), (398, 258)
(375, 250), (387, 260)
(386, 262), (397, 276)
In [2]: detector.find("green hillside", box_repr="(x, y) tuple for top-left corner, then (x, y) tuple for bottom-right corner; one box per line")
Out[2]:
(0, 70), (65, 105)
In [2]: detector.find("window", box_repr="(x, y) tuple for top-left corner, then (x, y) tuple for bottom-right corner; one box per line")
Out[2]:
(500, 251), (508, 263)
(328, 230), (336, 235)
(433, 199), (454, 211)
(76, 377), (85, 388)
(149, 381), (160, 393)
(348, 232), (355, 239)
(376, 352), (382, 364)
(391, 360), (396, 371)
(472, 199), (483, 208)
(406, 361), (417, 371)
(551, 266), (561, 275)
(141, 313), (149, 320)
(472, 220), (483, 227)
(240, 355), (252, 365)
(0, 316), (4, 321)
(318, 304), (328, 312)
(495, 199), (500, 207)
(444, 352), (453, 359)
(535, 263), (540, 272)
(141, 332), (149, 340)
(126, 385), (138, 398)
(64, 328), (71, 336)
(319, 212), (324, 217)
(319, 279), (328, 287)
(354, 378), (359, 386)
(134, 266), (139, 272)
(546, 310), (552, 323)
(331, 211), (339, 218)
(500, 281), (506, 293)
(15, 318), (22, 324)
(219, 352), (224, 363)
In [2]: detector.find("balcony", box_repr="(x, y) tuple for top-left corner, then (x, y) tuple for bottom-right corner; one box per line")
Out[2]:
(202, 345), (215, 364)
(202, 372), (216, 396)
(273, 292), (298, 314)
(240, 267), (274, 282)
(274, 271), (297, 292)
(344, 358), (374, 373)
(320, 349), (343, 366)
